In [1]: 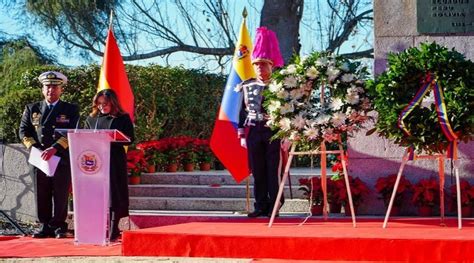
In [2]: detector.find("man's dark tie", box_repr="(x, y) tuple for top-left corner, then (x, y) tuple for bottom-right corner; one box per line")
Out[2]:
(44, 104), (53, 116)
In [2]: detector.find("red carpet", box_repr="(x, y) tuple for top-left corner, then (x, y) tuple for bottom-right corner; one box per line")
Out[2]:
(122, 217), (474, 261)
(0, 237), (121, 258)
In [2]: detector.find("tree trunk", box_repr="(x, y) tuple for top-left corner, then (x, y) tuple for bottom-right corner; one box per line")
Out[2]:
(260, 0), (303, 64)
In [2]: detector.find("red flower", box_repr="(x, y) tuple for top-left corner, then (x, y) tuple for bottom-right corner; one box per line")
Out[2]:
(299, 177), (324, 205)
(135, 137), (215, 170)
(411, 178), (440, 207)
(449, 180), (474, 208)
(375, 174), (412, 207)
(126, 149), (147, 176)
(331, 154), (348, 173)
(329, 175), (369, 206)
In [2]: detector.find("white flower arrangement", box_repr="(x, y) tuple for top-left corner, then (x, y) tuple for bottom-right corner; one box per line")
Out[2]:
(263, 51), (372, 148)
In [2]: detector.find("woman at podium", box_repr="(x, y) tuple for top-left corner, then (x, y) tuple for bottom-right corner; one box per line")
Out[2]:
(84, 89), (134, 241)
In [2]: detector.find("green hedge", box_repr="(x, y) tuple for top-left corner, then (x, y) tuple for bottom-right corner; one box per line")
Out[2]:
(0, 64), (225, 143)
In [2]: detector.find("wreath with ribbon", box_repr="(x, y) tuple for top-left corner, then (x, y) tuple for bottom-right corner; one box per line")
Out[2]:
(366, 42), (474, 155)
(263, 51), (372, 148)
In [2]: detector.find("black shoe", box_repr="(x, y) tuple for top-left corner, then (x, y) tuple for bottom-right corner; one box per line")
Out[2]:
(267, 211), (279, 218)
(32, 231), (53, 238)
(55, 232), (67, 239)
(54, 228), (67, 239)
(110, 232), (121, 242)
(247, 210), (268, 218)
(32, 227), (54, 238)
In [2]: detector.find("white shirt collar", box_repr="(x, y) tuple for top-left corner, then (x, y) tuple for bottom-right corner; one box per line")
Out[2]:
(46, 100), (59, 107)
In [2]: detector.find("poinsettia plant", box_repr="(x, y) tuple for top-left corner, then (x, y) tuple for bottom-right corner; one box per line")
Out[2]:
(328, 174), (369, 207)
(328, 175), (344, 205)
(137, 137), (188, 165)
(328, 156), (369, 207)
(137, 136), (217, 170)
(411, 178), (440, 208)
(299, 177), (324, 206)
(375, 174), (412, 207)
(126, 149), (147, 177)
(449, 180), (474, 208)
(194, 138), (214, 164)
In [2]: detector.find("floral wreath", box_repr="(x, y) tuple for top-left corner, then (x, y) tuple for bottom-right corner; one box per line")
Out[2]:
(263, 51), (372, 148)
(366, 42), (474, 154)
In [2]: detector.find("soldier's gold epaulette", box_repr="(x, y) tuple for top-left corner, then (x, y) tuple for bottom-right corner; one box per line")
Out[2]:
(22, 137), (36, 149)
(56, 137), (68, 149)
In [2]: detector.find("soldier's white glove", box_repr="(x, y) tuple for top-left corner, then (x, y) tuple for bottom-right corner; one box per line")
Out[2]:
(281, 138), (291, 151)
(240, 138), (247, 149)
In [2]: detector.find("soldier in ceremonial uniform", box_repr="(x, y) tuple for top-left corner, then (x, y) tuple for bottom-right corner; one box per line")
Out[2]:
(236, 27), (284, 218)
(19, 71), (80, 238)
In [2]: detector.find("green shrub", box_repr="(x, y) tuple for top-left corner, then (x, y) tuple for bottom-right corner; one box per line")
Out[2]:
(0, 64), (225, 143)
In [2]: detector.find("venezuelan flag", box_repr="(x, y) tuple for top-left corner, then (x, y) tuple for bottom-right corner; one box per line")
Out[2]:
(210, 17), (255, 183)
(97, 27), (135, 122)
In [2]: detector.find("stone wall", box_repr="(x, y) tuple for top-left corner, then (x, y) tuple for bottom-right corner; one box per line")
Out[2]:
(348, 0), (474, 215)
(0, 144), (36, 222)
(373, 0), (474, 75)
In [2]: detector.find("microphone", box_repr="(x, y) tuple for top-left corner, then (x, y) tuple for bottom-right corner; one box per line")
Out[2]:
(74, 116), (80, 132)
(94, 117), (99, 132)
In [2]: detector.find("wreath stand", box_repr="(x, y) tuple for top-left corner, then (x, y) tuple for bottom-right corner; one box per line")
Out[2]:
(384, 73), (463, 229)
(382, 145), (462, 229)
(268, 134), (357, 228)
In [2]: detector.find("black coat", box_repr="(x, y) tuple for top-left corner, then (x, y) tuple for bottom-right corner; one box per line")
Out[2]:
(85, 113), (134, 219)
(19, 100), (80, 228)
(19, 100), (80, 157)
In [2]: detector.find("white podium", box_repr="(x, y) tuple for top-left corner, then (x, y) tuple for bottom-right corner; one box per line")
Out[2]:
(56, 129), (130, 245)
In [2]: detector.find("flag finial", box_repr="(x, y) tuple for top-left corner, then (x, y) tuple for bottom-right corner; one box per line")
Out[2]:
(242, 7), (247, 19)
(108, 10), (114, 29)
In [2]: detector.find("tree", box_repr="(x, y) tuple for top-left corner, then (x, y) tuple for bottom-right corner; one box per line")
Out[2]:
(312, 0), (373, 59)
(3, 0), (372, 68)
(260, 0), (303, 64)
(0, 37), (55, 96)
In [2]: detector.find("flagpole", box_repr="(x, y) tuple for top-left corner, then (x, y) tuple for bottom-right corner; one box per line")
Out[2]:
(241, 6), (251, 214)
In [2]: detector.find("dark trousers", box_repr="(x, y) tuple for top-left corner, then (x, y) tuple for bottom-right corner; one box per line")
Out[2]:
(246, 123), (282, 212)
(33, 160), (71, 231)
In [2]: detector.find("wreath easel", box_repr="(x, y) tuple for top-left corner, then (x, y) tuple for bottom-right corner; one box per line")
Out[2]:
(268, 135), (357, 227)
(383, 74), (463, 229)
(268, 79), (358, 227)
(368, 43), (473, 229)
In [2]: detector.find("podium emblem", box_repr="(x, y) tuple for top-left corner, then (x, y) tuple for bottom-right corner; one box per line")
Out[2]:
(78, 150), (102, 174)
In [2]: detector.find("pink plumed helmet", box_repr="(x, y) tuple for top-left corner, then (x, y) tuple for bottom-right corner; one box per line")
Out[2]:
(251, 27), (284, 68)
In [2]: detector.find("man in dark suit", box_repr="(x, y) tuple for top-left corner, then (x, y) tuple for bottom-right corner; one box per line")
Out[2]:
(19, 71), (80, 238)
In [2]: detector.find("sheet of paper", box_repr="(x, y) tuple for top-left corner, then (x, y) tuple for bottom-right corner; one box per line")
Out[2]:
(28, 147), (61, 177)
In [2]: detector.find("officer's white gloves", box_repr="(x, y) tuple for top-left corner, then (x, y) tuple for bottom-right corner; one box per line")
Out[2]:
(240, 138), (247, 149)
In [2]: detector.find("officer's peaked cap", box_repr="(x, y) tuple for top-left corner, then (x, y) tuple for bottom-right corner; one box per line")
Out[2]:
(38, 71), (68, 86)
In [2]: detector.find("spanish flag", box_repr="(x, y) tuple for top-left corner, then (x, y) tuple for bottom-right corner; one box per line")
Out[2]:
(210, 15), (255, 183)
(97, 27), (135, 122)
